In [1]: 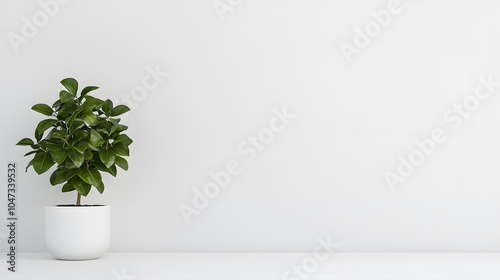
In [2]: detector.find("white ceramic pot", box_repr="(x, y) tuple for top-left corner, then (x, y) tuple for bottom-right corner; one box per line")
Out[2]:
(45, 205), (110, 260)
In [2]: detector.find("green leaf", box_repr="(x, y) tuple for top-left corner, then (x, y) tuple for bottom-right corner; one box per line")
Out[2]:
(77, 168), (102, 187)
(64, 157), (78, 169)
(25, 159), (34, 172)
(37, 139), (60, 151)
(107, 164), (117, 177)
(73, 139), (88, 153)
(109, 124), (128, 135)
(23, 150), (37, 157)
(99, 149), (115, 168)
(51, 130), (67, 139)
(16, 138), (34, 146)
(31, 104), (53, 116)
(97, 128), (109, 135)
(61, 78), (78, 95)
(94, 180), (105, 194)
(80, 86), (99, 99)
(35, 129), (42, 142)
(69, 119), (85, 135)
(59, 90), (74, 102)
(62, 182), (75, 192)
(89, 130), (104, 147)
(52, 99), (62, 110)
(111, 142), (129, 156)
(68, 148), (84, 168)
(94, 161), (117, 177)
(109, 105), (130, 116)
(71, 176), (91, 196)
(71, 129), (87, 143)
(83, 149), (93, 160)
(60, 102), (79, 113)
(66, 111), (80, 127)
(32, 151), (55, 175)
(102, 99), (113, 114)
(114, 156), (128, 171)
(113, 134), (133, 146)
(108, 118), (120, 125)
(83, 96), (103, 109)
(36, 119), (58, 136)
(52, 148), (69, 165)
(50, 167), (78, 186)
(82, 110), (97, 126)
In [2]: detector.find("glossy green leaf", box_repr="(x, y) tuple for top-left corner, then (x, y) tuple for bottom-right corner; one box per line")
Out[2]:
(83, 149), (93, 160)
(32, 151), (55, 175)
(108, 118), (120, 125)
(36, 119), (58, 136)
(68, 148), (84, 168)
(94, 180), (105, 194)
(109, 124), (128, 135)
(69, 119), (85, 135)
(60, 78), (78, 95)
(107, 164), (117, 177)
(51, 130), (66, 139)
(71, 129), (87, 143)
(83, 96), (103, 109)
(71, 176), (91, 196)
(35, 129), (42, 142)
(89, 130), (104, 147)
(52, 99), (62, 110)
(50, 167), (78, 186)
(113, 134), (133, 146)
(80, 86), (99, 99)
(60, 102), (79, 112)
(111, 142), (129, 156)
(16, 138), (34, 146)
(99, 149), (115, 168)
(77, 168), (102, 187)
(59, 90), (74, 102)
(102, 99), (113, 114)
(52, 148), (69, 165)
(82, 110), (97, 126)
(62, 182), (75, 192)
(23, 150), (37, 157)
(64, 157), (78, 169)
(109, 105), (130, 116)
(31, 104), (53, 116)
(66, 111), (79, 127)
(114, 156), (128, 171)
(73, 139), (88, 153)
(25, 159), (34, 172)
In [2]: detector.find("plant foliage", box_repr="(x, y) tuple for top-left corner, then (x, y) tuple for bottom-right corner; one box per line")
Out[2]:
(17, 78), (132, 203)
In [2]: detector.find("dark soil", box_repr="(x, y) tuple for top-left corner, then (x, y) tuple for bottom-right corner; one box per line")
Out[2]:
(56, 205), (106, 207)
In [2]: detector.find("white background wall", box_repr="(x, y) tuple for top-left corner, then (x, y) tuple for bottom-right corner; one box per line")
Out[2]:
(1, 0), (500, 252)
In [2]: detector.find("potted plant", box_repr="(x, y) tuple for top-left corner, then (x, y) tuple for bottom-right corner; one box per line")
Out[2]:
(16, 78), (132, 260)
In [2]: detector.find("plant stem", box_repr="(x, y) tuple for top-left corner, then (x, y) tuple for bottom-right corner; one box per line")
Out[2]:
(76, 193), (81, 206)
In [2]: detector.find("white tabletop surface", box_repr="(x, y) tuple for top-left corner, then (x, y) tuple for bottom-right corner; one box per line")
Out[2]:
(1, 252), (500, 280)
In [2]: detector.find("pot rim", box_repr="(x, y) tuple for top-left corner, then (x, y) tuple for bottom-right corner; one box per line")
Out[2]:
(46, 205), (110, 208)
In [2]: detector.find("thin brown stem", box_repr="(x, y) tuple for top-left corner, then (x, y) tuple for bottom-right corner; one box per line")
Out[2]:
(76, 193), (81, 206)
